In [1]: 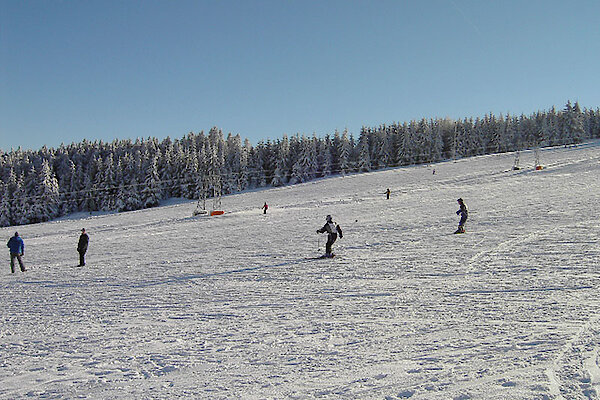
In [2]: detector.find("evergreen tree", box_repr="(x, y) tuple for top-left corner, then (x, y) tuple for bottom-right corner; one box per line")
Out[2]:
(318, 135), (333, 177)
(37, 159), (60, 221)
(0, 184), (11, 227)
(271, 136), (290, 187)
(141, 156), (161, 208)
(566, 101), (585, 144)
(338, 129), (351, 175)
(357, 128), (371, 171)
(19, 169), (36, 225)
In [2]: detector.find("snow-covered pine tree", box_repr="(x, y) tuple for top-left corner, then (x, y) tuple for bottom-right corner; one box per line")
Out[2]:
(303, 135), (318, 180)
(586, 108), (600, 139)
(238, 138), (251, 191)
(101, 154), (117, 211)
(19, 167), (38, 224)
(401, 121), (419, 165)
(141, 155), (161, 208)
(430, 119), (444, 162)
(357, 128), (371, 172)
(60, 160), (78, 215)
(38, 159), (61, 221)
(488, 114), (504, 153)
(256, 140), (275, 186)
(2, 168), (19, 226)
(372, 127), (391, 168)
(182, 148), (199, 199)
(338, 129), (351, 175)
(224, 133), (243, 192)
(470, 117), (485, 156)
(13, 174), (30, 226)
(271, 136), (290, 187)
(0, 183), (11, 227)
(566, 101), (585, 144)
(317, 135), (333, 177)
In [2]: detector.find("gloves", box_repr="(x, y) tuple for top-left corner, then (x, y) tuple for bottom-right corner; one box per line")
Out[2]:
(339, 234), (343, 239)
(316, 230), (320, 234)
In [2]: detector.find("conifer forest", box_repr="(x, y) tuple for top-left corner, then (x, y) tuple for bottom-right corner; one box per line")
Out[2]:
(1, 101), (599, 227)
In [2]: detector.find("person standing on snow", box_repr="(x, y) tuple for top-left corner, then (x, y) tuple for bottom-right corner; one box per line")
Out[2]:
(454, 198), (468, 234)
(77, 228), (89, 266)
(7, 232), (26, 273)
(317, 215), (343, 257)
(386, 188), (391, 200)
(262, 202), (268, 214)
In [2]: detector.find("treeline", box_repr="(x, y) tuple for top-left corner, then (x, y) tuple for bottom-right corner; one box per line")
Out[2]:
(1, 101), (599, 227)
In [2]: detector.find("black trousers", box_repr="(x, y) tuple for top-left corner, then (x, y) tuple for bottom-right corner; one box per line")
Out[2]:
(10, 253), (25, 273)
(78, 250), (86, 266)
(326, 233), (338, 255)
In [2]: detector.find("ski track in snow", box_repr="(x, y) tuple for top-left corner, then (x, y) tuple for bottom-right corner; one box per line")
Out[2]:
(1, 143), (600, 399)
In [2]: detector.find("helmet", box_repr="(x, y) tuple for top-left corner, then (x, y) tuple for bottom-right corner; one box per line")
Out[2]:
(457, 198), (463, 202)
(326, 215), (332, 222)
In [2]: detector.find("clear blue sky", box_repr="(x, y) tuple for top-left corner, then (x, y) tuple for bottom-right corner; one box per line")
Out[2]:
(1, 0), (599, 151)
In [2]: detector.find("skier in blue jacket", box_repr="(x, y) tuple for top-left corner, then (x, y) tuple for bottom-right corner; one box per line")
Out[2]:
(7, 232), (26, 273)
(454, 198), (468, 234)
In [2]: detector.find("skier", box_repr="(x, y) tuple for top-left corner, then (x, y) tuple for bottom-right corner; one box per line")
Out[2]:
(317, 215), (343, 258)
(262, 202), (268, 214)
(77, 228), (89, 267)
(454, 198), (468, 234)
(386, 188), (391, 200)
(6, 232), (26, 273)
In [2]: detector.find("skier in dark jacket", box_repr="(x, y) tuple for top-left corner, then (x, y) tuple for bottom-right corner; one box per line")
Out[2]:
(77, 228), (89, 266)
(7, 232), (26, 273)
(454, 198), (468, 234)
(317, 215), (343, 257)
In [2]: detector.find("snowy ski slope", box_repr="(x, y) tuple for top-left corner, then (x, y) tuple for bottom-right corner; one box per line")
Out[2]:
(1, 142), (600, 399)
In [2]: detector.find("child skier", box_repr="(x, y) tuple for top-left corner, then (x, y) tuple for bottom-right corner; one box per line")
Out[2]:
(317, 215), (343, 258)
(454, 198), (468, 234)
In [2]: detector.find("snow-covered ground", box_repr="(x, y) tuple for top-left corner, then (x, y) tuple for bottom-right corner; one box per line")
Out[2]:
(1, 142), (600, 399)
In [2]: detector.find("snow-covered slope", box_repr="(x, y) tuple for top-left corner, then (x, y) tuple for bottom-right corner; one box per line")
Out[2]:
(1, 142), (600, 399)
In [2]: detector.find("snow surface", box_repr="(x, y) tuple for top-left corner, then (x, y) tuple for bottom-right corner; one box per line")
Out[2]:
(1, 142), (600, 399)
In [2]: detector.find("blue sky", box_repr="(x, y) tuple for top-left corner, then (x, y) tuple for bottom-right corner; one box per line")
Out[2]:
(1, 0), (599, 151)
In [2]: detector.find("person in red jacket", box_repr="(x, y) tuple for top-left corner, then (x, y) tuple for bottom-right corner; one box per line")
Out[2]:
(262, 202), (268, 214)
(317, 215), (343, 258)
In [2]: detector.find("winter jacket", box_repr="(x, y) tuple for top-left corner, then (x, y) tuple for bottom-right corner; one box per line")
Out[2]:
(456, 204), (468, 224)
(78, 233), (89, 253)
(318, 221), (343, 238)
(7, 235), (24, 255)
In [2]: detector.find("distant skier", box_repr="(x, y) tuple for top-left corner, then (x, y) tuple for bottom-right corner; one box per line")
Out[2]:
(317, 215), (343, 258)
(77, 228), (89, 266)
(454, 198), (468, 234)
(386, 188), (391, 200)
(6, 232), (26, 273)
(262, 202), (268, 214)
